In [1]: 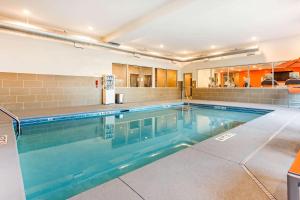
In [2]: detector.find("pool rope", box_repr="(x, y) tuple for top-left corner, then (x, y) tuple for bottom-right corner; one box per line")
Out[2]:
(240, 112), (299, 200)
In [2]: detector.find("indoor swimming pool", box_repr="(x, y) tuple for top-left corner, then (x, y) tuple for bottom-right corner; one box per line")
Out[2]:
(16, 104), (271, 199)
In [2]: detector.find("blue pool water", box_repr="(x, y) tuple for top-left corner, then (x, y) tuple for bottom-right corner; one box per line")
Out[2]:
(17, 104), (270, 199)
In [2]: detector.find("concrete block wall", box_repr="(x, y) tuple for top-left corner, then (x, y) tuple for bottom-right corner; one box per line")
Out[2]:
(115, 87), (181, 103)
(192, 88), (300, 106)
(0, 72), (181, 112)
(0, 72), (101, 111)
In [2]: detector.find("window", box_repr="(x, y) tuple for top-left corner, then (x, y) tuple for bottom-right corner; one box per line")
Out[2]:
(156, 68), (178, 87)
(112, 63), (127, 87)
(167, 69), (177, 87)
(155, 68), (167, 87)
(196, 60), (298, 88)
(128, 65), (152, 87)
(212, 67), (227, 87)
(228, 66), (249, 87)
(274, 61), (300, 87)
(113, 63), (177, 88)
(249, 64), (272, 88)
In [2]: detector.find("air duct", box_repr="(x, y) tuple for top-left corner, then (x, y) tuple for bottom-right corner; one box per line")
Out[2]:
(0, 20), (259, 63)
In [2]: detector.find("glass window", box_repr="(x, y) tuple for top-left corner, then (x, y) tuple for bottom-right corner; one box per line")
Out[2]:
(167, 69), (177, 87)
(155, 68), (177, 87)
(228, 66), (249, 88)
(155, 68), (167, 87)
(141, 67), (152, 87)
(128, 65), (152, 87)
(274, 61), (300, 87)
(249, 63), (273, 87)
(195, 61), (298, 89)
(128, 65), (139, 87)
(112, 63), (127, 87)
(213, 67), (228, 87)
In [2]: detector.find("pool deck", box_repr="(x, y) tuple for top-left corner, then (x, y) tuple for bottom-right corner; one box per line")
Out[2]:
(1, 100), (300, 200)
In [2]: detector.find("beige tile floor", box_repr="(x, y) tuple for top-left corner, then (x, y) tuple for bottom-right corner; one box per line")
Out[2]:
(1, 100), (299, 200)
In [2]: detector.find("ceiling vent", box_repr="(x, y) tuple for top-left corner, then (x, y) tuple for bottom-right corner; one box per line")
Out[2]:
(246, 52), (256, 56)
(133, 53), (141, 59)
(107, 41), (120, 47)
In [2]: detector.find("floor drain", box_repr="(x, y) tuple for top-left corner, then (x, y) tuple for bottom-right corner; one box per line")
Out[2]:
(0, 135), (8, 145)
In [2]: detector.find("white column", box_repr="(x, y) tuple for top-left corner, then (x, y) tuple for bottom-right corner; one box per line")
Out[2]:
(152, 67), (156, 88)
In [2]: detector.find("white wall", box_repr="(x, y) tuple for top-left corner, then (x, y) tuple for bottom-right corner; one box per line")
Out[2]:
(0, 31), (180, 77)
(197, 69), (211, 87)
(182, 34), (300, 82)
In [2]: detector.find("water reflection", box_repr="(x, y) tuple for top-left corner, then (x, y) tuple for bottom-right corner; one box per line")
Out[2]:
(18, 105), (261, 200)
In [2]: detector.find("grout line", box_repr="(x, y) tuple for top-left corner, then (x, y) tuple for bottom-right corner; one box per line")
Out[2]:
(190, 146), (239, 164)
(241, 165), (277, 200)
(239, 113), (299, 200)
(241, 113), (299, 165)
(118, 177), (146, 200)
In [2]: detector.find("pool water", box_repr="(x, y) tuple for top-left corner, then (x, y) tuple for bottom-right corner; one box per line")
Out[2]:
(17, 105), (267, 199)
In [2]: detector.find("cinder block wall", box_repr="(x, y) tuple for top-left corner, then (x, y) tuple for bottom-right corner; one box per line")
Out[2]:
(192, 88), (299, 106)
(115, 87), (181, 103)
(0, 72), (101, 111)
(0, 72), (181, 112)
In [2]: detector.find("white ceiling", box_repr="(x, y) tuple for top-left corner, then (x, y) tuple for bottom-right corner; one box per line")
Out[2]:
(0, 0), (300, 57)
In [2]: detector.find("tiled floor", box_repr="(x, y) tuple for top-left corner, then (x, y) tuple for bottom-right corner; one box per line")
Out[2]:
(1, 100), (300, 200)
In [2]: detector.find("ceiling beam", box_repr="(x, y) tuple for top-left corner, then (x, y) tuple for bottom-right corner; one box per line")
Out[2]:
(101, 0), (195, 43)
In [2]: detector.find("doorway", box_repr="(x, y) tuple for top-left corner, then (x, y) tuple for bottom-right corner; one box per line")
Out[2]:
(184, 73), (192, 97)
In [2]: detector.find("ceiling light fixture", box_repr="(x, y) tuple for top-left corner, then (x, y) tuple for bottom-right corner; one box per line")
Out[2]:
(210, 45), (216, 49)
(159, 44), (164, 48)
(22, 9), (31, 23)
(23, 9), (31, 16)
(71, 35), (98, 43)
(251, 36), (257, 41)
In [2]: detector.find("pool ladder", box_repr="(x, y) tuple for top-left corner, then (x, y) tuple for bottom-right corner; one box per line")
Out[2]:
(0, 106), (21, 138)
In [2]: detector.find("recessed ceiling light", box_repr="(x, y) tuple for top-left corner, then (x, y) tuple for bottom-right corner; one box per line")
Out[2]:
(88, 26), (94, 31)
(23, 9), (31, 16)
(210, 45), (216, 49)
(159, 44), (164, 48)
(182, 50), (189, 54)
(251, 36), (257, 41)
(71, 35), (98, 43)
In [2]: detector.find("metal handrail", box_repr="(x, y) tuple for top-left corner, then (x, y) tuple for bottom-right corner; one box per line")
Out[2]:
(0, 106), (21, 138)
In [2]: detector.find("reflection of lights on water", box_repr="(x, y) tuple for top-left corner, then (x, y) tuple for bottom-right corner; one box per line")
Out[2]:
(118, 164), (130, 170)
(175, 143), (192, 148)
(150, 152), (160, 157)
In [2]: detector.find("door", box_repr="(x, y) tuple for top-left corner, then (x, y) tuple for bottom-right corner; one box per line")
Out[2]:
(184, 73), (192, 97)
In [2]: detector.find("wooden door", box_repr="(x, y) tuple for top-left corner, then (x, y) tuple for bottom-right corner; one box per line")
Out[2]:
(184, 73), (192, 97)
